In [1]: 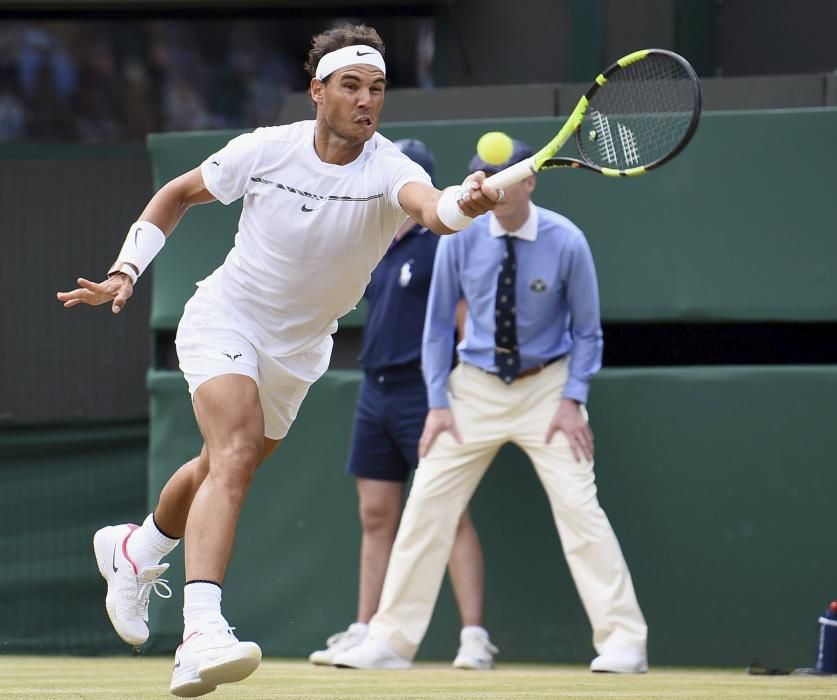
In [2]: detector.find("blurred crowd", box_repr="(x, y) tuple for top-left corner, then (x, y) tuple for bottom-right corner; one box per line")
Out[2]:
(0, 20), (307, 143)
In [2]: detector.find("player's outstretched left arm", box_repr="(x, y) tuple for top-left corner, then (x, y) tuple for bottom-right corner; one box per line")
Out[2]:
(399, 171), (503, 234)
(56, 167), (216, 314)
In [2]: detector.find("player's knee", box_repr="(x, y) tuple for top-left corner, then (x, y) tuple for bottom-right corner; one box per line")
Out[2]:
(191, 451), (210, 480)
(208, 441), (261, 486)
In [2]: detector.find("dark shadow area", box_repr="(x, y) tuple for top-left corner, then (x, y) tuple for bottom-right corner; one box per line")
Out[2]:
(155, 322), (837, 372)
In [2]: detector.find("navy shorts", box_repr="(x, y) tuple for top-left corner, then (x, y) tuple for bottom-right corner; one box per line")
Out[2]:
(346, 367), (428, 482)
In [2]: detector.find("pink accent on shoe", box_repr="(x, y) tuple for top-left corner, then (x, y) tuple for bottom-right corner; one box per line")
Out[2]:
(181, 631), (201, 645)
(121, 524), (140, 575)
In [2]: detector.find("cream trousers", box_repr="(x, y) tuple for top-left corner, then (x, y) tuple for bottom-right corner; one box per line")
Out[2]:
(369, 359), (647, 660)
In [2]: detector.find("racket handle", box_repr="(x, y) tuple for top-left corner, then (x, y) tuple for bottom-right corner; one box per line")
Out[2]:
(483, 156), (538, 189)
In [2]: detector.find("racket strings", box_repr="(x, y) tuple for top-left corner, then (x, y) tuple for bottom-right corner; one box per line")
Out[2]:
(580, 54), (697, 170)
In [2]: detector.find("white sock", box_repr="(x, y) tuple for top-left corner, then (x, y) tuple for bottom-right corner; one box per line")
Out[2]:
(125, 513), (180, 570)
(350, 622), (369, 633)
(462, 625), (489, 638)
(183, 581), (223, 636)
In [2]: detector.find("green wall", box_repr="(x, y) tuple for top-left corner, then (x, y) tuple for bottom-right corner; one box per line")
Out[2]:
(148, 109), (837, 330)
(0, 422), (148, 654)
(146, 367), (837, 666)
(143, 111), (837, 667)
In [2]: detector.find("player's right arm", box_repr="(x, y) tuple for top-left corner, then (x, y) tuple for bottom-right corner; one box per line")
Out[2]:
(398, 173), (501, 235)
(56, 167), (216, 314)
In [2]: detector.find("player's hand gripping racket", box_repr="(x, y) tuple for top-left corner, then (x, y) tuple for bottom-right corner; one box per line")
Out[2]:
(484, 49), (701, 188)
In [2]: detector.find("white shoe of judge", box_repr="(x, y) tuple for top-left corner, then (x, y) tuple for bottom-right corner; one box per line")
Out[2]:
(590, 646), (648, 673)
(332, 634), (412, 670)
(309, 622), (369, 666)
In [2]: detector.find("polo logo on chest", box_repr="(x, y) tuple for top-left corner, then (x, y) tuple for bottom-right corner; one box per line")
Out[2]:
(399, 261), (413, 287)
(530, 278), (548, 293)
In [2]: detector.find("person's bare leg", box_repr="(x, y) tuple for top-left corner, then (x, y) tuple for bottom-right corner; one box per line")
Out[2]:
(155, 439), (280, 539)
(168, 375), (280, 695)
(185, 374), (268, 583)
(448, 508), (485, 628)
(356, 477), (404, 623)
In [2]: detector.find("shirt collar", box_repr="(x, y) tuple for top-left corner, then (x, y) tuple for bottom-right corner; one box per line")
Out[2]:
(488, 201), (538, 241)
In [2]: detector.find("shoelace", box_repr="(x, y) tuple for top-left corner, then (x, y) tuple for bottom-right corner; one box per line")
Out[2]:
(133, 576), (172, 618)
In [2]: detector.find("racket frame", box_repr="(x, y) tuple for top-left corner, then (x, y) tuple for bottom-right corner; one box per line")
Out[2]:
(484, 49), (701, 188)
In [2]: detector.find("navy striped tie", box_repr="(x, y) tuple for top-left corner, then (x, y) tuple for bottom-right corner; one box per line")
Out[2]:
(495, 236), (520, 384)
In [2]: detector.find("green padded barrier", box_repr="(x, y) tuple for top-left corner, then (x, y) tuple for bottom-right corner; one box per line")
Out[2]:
(0, 422), (148, 654)
(148, 109), (837, 331)
(381, 110), (837, 322)
(146, 366), (837, 666)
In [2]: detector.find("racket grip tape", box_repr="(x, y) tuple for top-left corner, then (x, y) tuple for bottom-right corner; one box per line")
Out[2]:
(483, 156), (538, 189)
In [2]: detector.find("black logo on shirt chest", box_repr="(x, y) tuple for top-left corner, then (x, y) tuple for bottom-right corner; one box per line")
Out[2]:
(250, 176), (384, 207)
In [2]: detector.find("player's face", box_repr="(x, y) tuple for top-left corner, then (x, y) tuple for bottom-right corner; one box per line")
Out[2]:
(317, 65), (386, 144)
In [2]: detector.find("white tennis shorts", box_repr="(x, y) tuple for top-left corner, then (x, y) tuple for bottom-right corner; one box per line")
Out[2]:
(175, 287), (332, 440)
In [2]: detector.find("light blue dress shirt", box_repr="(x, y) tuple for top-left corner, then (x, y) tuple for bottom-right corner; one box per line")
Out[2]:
(423, 203), (603, 408)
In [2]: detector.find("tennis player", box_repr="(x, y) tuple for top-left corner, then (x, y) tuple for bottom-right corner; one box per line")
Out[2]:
(56, 24), (501, 697)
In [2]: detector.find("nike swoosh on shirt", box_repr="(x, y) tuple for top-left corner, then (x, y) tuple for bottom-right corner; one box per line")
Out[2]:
(301, 204), (323, 212)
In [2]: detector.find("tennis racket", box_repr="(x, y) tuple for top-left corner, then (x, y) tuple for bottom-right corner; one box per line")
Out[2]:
(484, 48), (701, 188)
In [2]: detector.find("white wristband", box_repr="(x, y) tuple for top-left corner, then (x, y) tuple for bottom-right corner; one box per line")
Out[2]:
(436, 186), (474, 231)
(108, 220), (166, 282)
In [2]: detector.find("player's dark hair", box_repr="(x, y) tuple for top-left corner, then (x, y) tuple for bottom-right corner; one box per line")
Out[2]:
(304, 24), (386, 81)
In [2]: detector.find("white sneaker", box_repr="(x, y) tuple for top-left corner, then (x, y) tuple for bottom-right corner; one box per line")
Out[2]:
(93, 524), (172, 646)
(309, 623), (369, 666)
(332, 634), (412, 670)
(590, 647), (648, 673)
(169, 617), (262, 697)
(452, 628), (498, 670)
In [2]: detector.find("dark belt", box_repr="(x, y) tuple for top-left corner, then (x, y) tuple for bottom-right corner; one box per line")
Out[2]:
(364, 362), (423, 385)
(473, 354), (566, 382)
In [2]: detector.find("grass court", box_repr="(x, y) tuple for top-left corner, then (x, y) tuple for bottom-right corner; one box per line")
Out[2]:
(0, 656), (834, 699)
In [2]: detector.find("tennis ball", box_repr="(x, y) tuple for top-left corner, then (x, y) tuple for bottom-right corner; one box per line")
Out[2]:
(477, 131), (514, 166)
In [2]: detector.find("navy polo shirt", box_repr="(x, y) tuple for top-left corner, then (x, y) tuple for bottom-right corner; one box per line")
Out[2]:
(360, 224), (439, 372)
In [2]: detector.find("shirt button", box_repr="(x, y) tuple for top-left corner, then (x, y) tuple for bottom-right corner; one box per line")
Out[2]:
(378, 375), (385, 384)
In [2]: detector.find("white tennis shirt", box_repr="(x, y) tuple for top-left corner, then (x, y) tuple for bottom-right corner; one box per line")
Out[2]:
(197, 120), (432, 356)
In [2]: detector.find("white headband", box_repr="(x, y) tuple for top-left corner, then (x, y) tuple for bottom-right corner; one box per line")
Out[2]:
(315, 45), (386, 81)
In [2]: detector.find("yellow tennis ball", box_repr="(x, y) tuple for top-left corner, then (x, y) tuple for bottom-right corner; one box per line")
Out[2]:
(477, 131), (514, 166)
